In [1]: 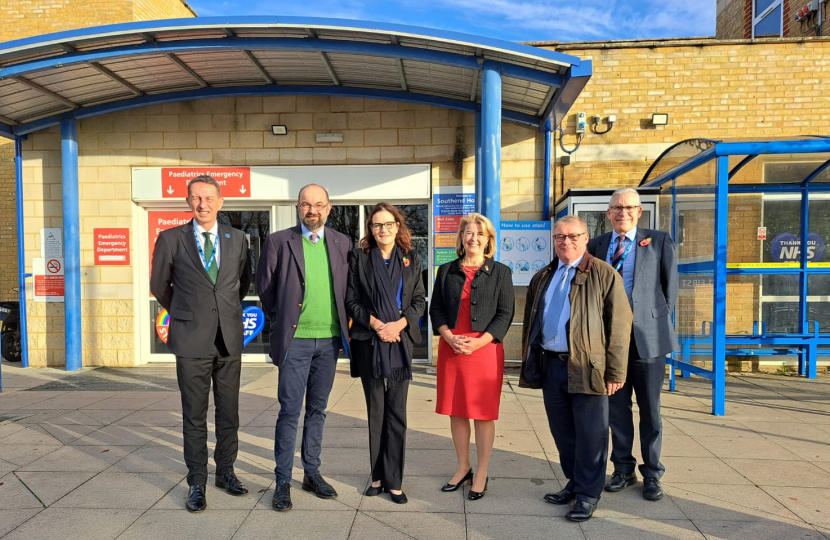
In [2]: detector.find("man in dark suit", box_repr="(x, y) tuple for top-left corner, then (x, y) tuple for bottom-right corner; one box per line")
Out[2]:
(151, 175), (252, 513)
(256, 184), (352, 512)
(587, 187), (678, 501)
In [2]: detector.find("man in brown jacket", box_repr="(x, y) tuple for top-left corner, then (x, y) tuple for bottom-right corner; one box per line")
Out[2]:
(520, 215), (632, 522)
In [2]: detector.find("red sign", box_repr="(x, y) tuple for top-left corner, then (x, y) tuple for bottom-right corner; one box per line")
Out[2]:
(148, 211), (193, 268)
(94, 228), (130, 265)
(435, 215), (462, 233)
(161, 167), (251, 198)
(758, 227), (767, 240)
(33, 257), (65, 300)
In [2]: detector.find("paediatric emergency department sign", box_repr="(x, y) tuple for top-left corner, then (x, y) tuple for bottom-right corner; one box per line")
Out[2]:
(160, 167), (251, 198)
(148, 211), (193, 268)
(33, 257), (65, 302)
(94, 228), (130, 265)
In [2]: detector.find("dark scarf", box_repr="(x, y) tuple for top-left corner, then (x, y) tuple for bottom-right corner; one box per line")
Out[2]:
(370, 246), (411, 385)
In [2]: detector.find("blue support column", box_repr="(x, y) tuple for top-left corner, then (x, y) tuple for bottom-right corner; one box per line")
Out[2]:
(481, 61), (501, 259)
(543, 122), (552, 221)
(61, 119), (82, 371)
(712, 156), (729, 416)
(475, 110), (483, 214)
(16, 137), (30, 370)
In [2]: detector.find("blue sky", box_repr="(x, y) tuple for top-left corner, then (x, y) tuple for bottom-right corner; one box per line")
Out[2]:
(187, 0), (716, 43)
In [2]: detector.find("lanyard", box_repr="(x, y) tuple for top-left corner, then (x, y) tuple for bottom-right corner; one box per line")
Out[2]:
(193, 227), (218, 272)
(612, 236), (634, 273)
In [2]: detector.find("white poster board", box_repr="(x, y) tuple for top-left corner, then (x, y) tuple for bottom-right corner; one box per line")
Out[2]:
(499, 221), (551, 286)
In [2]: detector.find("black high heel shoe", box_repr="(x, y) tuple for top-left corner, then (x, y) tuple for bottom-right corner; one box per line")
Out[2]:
(441, 469), (473, 492)
(468, 477), (488, 500)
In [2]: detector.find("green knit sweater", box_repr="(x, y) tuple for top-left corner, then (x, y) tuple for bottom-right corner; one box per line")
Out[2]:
(295, 235), (341, 338)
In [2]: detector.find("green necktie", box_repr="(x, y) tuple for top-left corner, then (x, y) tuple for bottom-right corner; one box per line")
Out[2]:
(202, 232), (218, 284)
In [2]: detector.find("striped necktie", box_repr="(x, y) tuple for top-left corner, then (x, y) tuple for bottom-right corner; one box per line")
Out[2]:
(202, 232), (218, 284)
(611, 236), (627, 276)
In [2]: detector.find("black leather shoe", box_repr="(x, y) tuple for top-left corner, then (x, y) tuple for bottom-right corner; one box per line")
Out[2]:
(544, 488), (575, 505)
(302, 473), (338, 499)
(643, 477), (664, 501)
(565, 500), (596, 522)
(605, 471), (637, 492)
(215, 470), (248, 496)
(441, 468), (473, 492)
(185, 484), (206, 513)
(467, 477), (488, 500)
(364, 483), (383, 497)
(388, 489), (408, 504)
(272, 482), (292, 512)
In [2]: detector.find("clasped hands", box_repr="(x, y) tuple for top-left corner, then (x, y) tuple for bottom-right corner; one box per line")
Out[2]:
(371, 318), (406, 343)
(441, 333), (489, 356)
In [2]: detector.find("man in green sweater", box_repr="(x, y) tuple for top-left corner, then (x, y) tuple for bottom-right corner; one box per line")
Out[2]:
(257, 184), (353, 512)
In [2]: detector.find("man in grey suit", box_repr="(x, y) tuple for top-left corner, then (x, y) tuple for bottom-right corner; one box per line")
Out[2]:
(257, 184), (352, 512)
(151, 175), (252, 513)
(587, 187), (678, 501)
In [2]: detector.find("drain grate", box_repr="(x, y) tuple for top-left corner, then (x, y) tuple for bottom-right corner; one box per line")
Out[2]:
(0, 413), (34, 424)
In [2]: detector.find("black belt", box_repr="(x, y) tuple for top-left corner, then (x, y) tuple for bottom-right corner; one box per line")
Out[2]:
(541, 349), (569, 361)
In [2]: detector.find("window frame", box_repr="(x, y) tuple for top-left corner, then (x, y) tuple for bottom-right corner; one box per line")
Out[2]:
(752, 0), (784, 38)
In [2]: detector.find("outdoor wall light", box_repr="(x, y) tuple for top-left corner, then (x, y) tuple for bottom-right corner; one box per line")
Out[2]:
(651, 113), (669, 126)
(316, 132), (344, 143)
(271, 125), (288, 135)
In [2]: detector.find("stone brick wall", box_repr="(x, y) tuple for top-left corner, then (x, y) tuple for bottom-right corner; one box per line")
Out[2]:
(717, 0), (746, 39)
(0, 142), (15, 301)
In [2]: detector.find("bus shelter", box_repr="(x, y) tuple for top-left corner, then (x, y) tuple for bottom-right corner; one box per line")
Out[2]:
(640, 136), (830, 415)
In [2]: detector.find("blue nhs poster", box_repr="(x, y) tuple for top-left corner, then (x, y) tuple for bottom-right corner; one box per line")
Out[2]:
(499, 221), (551, 286)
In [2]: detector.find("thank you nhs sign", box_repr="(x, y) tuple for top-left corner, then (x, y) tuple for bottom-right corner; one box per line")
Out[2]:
(770, 232), (826, 262)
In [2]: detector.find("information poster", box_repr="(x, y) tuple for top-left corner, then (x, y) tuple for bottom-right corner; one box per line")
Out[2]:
(33, 257), (65, 302)
(499, 221), (551, 286)
(40, 228), (62, 258)
(433, 186), (475, 274)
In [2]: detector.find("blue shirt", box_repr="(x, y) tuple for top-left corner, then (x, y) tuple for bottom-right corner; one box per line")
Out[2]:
(301, 223), (325, 243)
(541, 255), (583, 352)
(607, 227), (637, 301)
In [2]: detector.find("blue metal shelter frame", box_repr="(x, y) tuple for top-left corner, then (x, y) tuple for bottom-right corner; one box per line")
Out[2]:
(640, 136), (830, 416)
(0, 17), (591, 383)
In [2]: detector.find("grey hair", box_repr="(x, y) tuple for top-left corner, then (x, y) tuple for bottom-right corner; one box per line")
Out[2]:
(187, 175), (222, 197)
(553, 214), (588, 234)
(610, 187), (640, 205)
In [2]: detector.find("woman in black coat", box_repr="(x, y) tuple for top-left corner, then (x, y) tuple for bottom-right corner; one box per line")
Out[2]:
(346, 202), (426, 504)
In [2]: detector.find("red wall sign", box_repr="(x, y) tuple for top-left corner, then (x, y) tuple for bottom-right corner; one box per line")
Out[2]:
(148, 211), (193, 268)
(161, 167), (251, 198)
(94, 228), (130, 265)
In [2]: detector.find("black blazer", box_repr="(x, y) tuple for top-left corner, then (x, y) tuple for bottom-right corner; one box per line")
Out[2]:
(345, 248), (426, 374)
(256, 225), (352, 367)
(429, 257), (515, 342)
(150, 221), (251, 358)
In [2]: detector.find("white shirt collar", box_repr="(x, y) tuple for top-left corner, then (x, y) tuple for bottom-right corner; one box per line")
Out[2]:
(301, 223), (325, 241)
(193, 220), (219, 238)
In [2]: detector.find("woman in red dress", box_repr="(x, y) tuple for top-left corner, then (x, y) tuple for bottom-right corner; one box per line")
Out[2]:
(429, 213), (515, 500)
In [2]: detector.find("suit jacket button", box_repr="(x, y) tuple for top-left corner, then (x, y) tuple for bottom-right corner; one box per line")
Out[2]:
(471, 284), (477, 289)
(472, 317), (477, 322)
(471, 301), (477, 305)
(298, 303), (302, 307)
(291, 325), (297, 329)
(212, 309), (217, 313)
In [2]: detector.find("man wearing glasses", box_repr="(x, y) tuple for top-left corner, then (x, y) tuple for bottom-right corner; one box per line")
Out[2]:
(520, 215), (631, 522)
(587, 187), (678, 502)
(257, 184), (352, 512)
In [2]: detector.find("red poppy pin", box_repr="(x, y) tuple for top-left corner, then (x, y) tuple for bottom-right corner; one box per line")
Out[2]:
(639, 238), (652, 247)
(403, 257), (410, 267)
(484, 265), (489, 272)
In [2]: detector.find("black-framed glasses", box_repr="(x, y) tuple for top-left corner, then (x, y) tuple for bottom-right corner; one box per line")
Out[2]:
(370, 222), (398, 232)
(553, 233), (586, 243)
(299, 202), (328, 212)
(609, 205), (640, 214)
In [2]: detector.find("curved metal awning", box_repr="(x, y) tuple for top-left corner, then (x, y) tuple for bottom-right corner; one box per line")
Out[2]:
(0, 16), (592, 138)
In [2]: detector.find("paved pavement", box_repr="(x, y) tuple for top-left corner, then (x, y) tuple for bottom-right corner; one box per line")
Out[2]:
(1, 360), (829, 539)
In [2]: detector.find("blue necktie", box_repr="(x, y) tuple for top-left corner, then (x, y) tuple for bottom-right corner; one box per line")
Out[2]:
(542, 264), (572, 344)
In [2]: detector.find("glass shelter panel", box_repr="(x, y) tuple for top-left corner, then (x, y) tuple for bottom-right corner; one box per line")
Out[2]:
(729, 153), (830, 184)
(725, 275), (761, 336)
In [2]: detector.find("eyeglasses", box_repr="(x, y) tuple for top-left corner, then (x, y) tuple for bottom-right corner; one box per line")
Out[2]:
(553, 233), (587, 243)
(609, 205), (640, 214)
(299, 202), (328, 212)
(370, 222), (398, 232)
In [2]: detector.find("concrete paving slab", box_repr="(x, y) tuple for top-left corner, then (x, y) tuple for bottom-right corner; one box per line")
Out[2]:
(104, 442), (189, 473)
(762, 486), (830, 529)
(358, 474), (466, 514)
(462, 477), (567, 517)
(695, 435), (800, 460)
(661, 434), (714, 458)
(0, 472), (46, 509)
(0, 444), (67, 468)
(232, 508), (356, 540)
(18, 444), (140, 472)
(466, 513), (584, 540)
(321, 427), (369, 448)
(112, 410), (182, 426)
(38, 423), (100, 444)
(69, 425), (169, 446)
(154, 472), (272, 511)
(694, 519), (825, 540)
(580, 518), (705, 539)
(351, 510), (467, 540)
(0, 392), (68, 410)
(1, 508), (143, 540)
(253, 474), (365, 511)
(0, 457), (16, 476)
(0, 424), (63, 446)
(51, 472), (183, 509)
(0, 422), (27, 441)
(18, 392), (116, 410)
(14, 471), (97, 506)
(665, 483), (802, 522)
(487, 450), (559, 479)
(0, 509), (42, 537)
(724, 459), (830, 487)
(76, 408), (133, 424)
(659, 456), (752, 485)
(597, 484), (687, 520)
(116, 509), (249, 540)
(404, 449), (464, 477)
(237, 393), (277, 411)
(669, 418), (759, 438)
(325, 411), (370, 428)
(80, 393), (172, 410)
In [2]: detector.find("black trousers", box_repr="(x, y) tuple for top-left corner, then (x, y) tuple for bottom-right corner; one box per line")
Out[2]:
(175, 326), (241, 486)
(351, 338), (409, 490)
(608, 340), (666, 479)
(542, 354), (609, 505)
